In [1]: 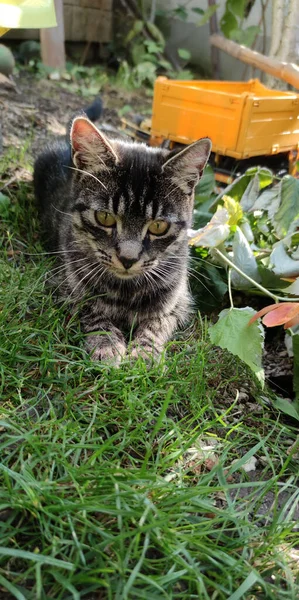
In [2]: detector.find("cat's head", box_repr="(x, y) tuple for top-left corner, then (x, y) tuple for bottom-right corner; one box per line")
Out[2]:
(69, 117), (211, 281)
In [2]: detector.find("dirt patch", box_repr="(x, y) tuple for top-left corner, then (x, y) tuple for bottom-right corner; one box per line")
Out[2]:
(0, 70), (151, 158)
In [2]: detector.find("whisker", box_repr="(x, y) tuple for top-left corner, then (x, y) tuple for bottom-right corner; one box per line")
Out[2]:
(188, 271), (216, 297)
(52, 205), (73, 218)
(62, 261), (105, 303)
(66, 165), (107, 191)
(46, 257), (90, 281)
(53, 261), (97, 297)
(143, 271), (157, 295)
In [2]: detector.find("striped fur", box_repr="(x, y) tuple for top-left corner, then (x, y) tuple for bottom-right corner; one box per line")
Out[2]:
(34, 117), (211, 364)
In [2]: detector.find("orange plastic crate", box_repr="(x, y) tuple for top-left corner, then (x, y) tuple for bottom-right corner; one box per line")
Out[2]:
(150, 77), (299, 159)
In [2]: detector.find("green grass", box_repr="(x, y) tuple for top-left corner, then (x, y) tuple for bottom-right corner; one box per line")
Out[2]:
(0, 152), (298, 599)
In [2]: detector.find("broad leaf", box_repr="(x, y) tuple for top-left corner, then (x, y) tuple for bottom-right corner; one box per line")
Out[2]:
(270, 241), (299, 277)
(190, 207), (230, 247)
(189, 257), (227, 312)
(178, 48), (191, 60)
(126, 20), (144, 43)
(284, 278), (299, 295)
(293, 334), (299, 402)
(231, 227), (261, 288)
(195, 165), (215, 201)
(273, 176), (299, 238)
(173, 6), (188, 20)
(223, 195), (243, 227)
(0, 193), (10, 217)
(193, 210), (214, 229)
(246, 166), (273, 189)
(271, 395), (299, 421)
(230, 26), (260, 47)
(192, 8), (204, 15)
(146, 22), (165, 46)
(227, 0), (247, 18)
(212, 173), (251, 205)
(197, 4), (219, 27)
(239, 221), (254, 242)
(220, 9), (238, 38)
(251, 184), (281, 221)
(209, 307), (265, 383)
(240, 174), (260, 211)
(258, 265), (290, 291)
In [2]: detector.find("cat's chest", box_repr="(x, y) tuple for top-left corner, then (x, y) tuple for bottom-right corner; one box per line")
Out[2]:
(95, 286), (168, 324)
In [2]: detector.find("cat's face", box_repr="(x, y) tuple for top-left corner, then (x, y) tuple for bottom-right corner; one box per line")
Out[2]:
(69, 118), (211, 282)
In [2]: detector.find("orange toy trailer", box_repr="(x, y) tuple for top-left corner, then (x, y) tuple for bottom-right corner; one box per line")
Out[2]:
(149, 77), (299, 182)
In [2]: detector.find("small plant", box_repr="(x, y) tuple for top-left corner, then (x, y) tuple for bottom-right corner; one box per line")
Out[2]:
(191, 167), (299, 416)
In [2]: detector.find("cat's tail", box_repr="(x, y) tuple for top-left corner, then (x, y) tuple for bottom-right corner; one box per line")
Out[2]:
(83, 97), (103, 123)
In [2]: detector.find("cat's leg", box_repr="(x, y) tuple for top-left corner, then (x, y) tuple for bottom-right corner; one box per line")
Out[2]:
(82, 318), (127, 365)
(130, 313), (178, 362)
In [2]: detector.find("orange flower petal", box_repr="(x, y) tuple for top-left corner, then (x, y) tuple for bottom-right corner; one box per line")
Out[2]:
(262, 303), (299, 327)
(283, 312), (299, 329)
(248, 303), (289, 326)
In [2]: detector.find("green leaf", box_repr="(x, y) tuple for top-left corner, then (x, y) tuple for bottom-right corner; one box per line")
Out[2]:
(251, 184), (281, 221)
(256, 167), (273, 189)
(118, 104), (133, 117)
(240, 168), (273, 211)
(0, 546), (74, 569)
(240, 174), (260, 211)
(192, 8), (204, 15)
(0, 192), (10, 217)
(231, 227), (261, 289)
(195, 165), (215, 200)
(125, 20), (144, 43)
(227, 0), (247, 19)
(0, 574), (26, 600)
(270, 241), (299, 277)
(241, 25), (260, 47)
(173, 6), (189, 21)
(144, 40), (163, 54)
(178, 48), (191, 61)
(228, 571), (260, 600)
(197, 5), (219, 27)
(190, 255), (227, 311)
(193, 210), (214, 229)
(209, 307), (265, 383)
(283, 278), (299, 294)
(190, 207), (230, 247)
(146, 21), (165, 47)
(271, 396), (299, 421)
(220, 9), (238, 38)
(273, 176), (299, 238)
(258, 265), (290, 291)
(214, 173), (252, 204)
(293, 334), (299, 402)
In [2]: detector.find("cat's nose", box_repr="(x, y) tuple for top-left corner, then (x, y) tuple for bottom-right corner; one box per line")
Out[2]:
(118, 256), (138, 270)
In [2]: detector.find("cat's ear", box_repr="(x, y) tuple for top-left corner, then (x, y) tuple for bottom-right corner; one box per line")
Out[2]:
(70, 117), (119, 171)
(162, 138), (212, 192)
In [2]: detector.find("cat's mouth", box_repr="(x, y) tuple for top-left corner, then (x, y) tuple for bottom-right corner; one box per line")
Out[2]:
(110, 267), (142, 280)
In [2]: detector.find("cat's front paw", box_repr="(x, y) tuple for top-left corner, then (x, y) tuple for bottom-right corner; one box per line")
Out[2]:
(86, 336), (126, 366)
(129, 341), (163, 366)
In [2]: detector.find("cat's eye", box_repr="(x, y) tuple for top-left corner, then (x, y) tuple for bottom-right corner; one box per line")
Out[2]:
(95, 211), (116, 227)
(148, 220), (169, 236)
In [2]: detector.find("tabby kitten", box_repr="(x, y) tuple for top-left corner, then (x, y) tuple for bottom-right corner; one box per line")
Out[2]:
(34, 117), (211, 364)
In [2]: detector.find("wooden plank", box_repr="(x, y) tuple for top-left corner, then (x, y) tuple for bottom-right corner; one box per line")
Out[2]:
(40, 0), (65, 69)
(65, 6), (112, 42)
(80, 0), (113, 9)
